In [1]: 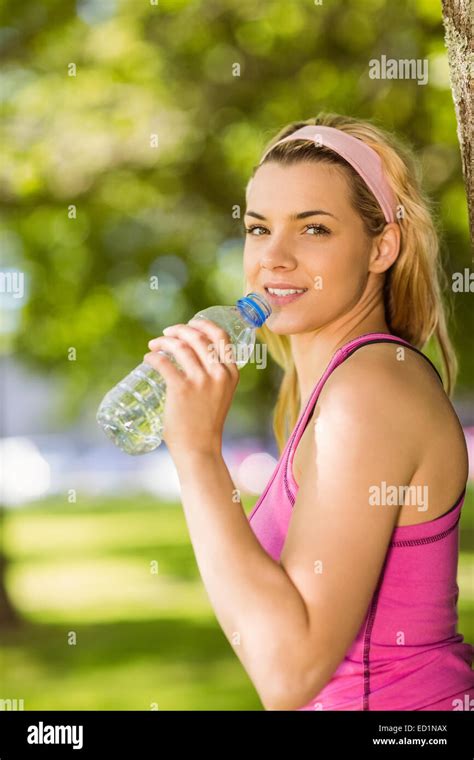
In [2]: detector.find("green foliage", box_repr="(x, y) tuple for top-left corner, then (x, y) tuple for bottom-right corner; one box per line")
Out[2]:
(1, 0), (471, 429)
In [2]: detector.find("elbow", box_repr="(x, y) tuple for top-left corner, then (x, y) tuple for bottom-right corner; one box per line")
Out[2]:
(260, 662), (332, 711)
(262, 684), (314, 712)
(263, 691), (308, 711)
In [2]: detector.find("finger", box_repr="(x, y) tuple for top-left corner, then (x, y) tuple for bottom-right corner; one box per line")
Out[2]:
(146, 336), (208, 379)
(143, 349), (185, 385)
(153, 325), (218, 370)
(148, 324), (185, 349)
(187, 319), (238, 372)
(155, 324), (231, 375)
(152, 327), (213, 370)
(187, 318), (230, 345)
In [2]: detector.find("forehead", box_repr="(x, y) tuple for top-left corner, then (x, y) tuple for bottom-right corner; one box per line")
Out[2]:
(246, 161), (350, 212)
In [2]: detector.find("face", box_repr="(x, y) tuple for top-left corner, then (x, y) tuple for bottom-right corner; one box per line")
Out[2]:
(243, 161), (382, 335)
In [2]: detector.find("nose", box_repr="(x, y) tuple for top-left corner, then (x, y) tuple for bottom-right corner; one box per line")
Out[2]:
(258, 236), (297, 271)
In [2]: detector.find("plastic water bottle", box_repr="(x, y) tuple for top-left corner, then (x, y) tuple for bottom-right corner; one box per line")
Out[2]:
(96, 291), (272, 455)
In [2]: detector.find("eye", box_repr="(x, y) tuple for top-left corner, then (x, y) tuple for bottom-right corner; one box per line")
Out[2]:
(305, 223), (330, 235)
(243, 222), (330, 236)
(244, 224), (268, 236)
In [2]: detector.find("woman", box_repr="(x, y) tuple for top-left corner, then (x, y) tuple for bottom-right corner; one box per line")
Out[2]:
(144, 114), (474, 710)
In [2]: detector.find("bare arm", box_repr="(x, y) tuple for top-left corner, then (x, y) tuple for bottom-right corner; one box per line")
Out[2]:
(176, 363), (419, 710)
(145, 319), (316, 708)
(145, 320), (420, 710)
(174, 449), (316, 710)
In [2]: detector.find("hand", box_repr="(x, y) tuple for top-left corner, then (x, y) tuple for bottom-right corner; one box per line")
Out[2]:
(143, 318), (239, 458)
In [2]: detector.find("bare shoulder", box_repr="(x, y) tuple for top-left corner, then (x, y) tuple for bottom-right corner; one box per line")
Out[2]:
(312, 340), (468, 521)
(319, 340), (457, 426)
(324, 341), (438, 398)
(312, 342), (429, 464)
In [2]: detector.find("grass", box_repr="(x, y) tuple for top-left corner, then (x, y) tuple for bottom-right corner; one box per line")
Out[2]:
(1, 488), (473, 710)
(1, 494), (263, 710)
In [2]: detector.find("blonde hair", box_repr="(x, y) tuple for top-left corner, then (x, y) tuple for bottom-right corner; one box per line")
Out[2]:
(244, 113), (457, 454)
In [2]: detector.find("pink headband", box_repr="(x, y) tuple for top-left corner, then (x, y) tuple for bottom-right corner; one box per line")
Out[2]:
(258, 125), (397, 224)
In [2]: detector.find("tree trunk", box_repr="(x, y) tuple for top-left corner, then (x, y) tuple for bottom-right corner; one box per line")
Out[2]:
(0, 506), (23, 629)
(441, 0), (473, 244)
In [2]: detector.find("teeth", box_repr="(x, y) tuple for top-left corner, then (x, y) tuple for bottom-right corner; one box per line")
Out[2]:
(267, 287), (306, 296)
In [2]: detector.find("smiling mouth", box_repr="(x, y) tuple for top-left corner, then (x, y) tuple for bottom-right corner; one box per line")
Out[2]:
(264, 287), (308, 296)
(262, 287), (309, 307)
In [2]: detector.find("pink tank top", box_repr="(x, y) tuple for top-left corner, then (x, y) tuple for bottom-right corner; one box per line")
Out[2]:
(248, 332), (474, 710)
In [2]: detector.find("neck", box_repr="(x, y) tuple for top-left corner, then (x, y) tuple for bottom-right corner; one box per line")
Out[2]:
(291, 305), (390, 415)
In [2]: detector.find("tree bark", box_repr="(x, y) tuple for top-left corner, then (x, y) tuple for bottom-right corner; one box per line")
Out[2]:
(441, 0), (473, 245)
(0, 506), (23, 629)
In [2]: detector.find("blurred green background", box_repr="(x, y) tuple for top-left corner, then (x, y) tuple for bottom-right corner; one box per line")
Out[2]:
(0, 0), (472, 709)
(0, 488), (473, 709)
(1, 494), (265, 709)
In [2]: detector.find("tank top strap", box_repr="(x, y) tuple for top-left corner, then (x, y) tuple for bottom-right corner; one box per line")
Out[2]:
(338, 332), (444, 386)
(284, 332), (444, 492)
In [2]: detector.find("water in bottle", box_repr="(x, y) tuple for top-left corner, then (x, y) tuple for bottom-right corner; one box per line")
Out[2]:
(96, 291), (272, 455)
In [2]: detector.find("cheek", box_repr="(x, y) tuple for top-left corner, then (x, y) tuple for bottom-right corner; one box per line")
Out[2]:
(313, 246), (366, 293)
(306, 251), (367, 318)
(243, 249), (258, 278)
(242, 252), (255, 294)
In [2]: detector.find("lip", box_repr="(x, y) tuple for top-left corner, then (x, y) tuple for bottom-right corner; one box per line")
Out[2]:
(263, 282), (308, 290)
(263, 284), (309, 306)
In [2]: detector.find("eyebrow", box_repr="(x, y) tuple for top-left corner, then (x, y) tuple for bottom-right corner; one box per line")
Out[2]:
(244, 209), (339, 221)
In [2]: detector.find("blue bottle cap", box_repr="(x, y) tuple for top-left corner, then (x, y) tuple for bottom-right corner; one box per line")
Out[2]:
(236, 292), (272, 327)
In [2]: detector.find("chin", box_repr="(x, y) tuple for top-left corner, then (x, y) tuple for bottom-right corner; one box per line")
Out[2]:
(266, 318), (317, 336)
